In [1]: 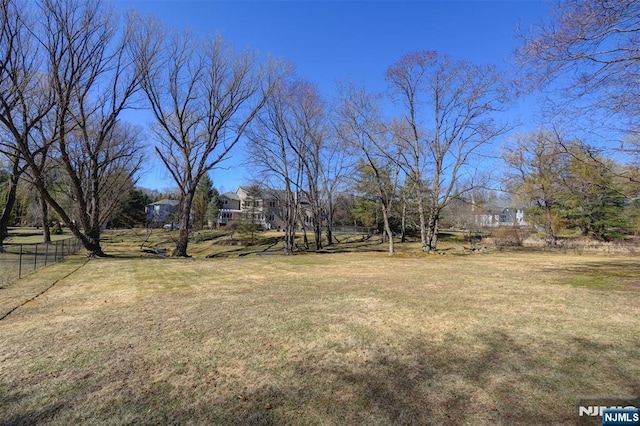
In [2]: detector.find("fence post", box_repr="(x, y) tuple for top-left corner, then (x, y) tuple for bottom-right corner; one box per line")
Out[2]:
(34, 243), (38, 272)
(61, 239), (65, 258)
(44, 242), (48, 266)
(54, 241), (58, 261)
(18, 244), (23, 279)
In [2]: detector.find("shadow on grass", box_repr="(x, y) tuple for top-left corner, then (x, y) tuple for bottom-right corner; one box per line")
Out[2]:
(0, 402), (68, 426)
(2, 328), (638, 424)
(286, 329), (639, 424)
(219, 329), (639, 424)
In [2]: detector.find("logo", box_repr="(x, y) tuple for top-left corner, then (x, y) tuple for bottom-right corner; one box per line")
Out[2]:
(577, 397), (640, 426)
(601, 408), (640, 426)
(579, 406), (639, 417)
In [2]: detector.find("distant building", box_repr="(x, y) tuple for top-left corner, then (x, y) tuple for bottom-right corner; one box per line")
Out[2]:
(217, 192), (242, 226)
(145, 199), (179, 228)
(498, 208), (527, 227)
(474, 207), (528, 228)
(217, 187), (311, 230)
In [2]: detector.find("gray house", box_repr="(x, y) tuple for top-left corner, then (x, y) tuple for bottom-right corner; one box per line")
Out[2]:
(145, 199), (179, 228)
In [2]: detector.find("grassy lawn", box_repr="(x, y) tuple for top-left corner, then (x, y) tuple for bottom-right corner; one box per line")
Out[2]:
(0, 235), (639, 425)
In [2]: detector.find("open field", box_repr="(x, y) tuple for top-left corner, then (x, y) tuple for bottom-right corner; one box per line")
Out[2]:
(0, 235), (639, 425)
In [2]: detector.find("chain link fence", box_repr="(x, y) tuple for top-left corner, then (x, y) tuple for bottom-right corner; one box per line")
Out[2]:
(0, 237), (83, 286)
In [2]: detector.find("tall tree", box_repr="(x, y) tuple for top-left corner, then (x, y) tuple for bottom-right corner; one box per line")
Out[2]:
(205, 188), (221, 229)
(246, 71), (303, 256)
(192, 173), (214, 230)
(39, 0), (142, 256)
(561, 146), (632, 240)
(1, 0), (145, 256)
(288, 81), (326, 251)
(503, 130), (568, 246)
(335, 83), (398, 255)
(387, 51), (509, 252)
(108, 188), (150, 228)
(319, 128), (351, 247)
(136, 26), (281, 257)
(0, 0), (53, 249)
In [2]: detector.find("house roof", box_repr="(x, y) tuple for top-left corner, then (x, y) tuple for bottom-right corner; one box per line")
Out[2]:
(221, 192), (240, 201)
(147, 199), (179, 206)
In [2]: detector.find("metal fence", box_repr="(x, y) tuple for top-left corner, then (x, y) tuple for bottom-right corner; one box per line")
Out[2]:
(0, 237), (82, 286)
(333, 225), (374, 235)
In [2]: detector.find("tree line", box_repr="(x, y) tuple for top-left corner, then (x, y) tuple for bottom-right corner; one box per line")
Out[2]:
(1, 0), (639, 257)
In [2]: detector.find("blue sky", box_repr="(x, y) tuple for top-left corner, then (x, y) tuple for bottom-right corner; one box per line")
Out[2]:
(115, 0), (553, 192)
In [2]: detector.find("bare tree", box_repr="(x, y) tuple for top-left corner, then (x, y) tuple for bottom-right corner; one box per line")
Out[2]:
(519, 0), (640, 142)
(387, 51), (509, 252)
(319, 139), (351, 247)
(335, 83), (398, 255)
(52, 121), (143, 241)
(136, 25), (280, 257)
(287, 81), (326, 251)
(246, 71), (304, 255)
(0, 0), (53, 249)
(14, 0), (146, 257)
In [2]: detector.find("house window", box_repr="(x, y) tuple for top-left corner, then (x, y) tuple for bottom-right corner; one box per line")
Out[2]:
(267, 214), (275, 221)
(269, 201), (276, 207)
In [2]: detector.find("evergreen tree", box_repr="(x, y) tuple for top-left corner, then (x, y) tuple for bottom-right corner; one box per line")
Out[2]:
(109, 189), (151, 228)
(192, 174), (215, 230)
(205, 188), (222, 229)
(561, 149), (632, 240)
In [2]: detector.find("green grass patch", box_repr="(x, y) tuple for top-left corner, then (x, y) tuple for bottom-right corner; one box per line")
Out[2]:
(566, 273), (615, 288)
(558, 259), (640, 290)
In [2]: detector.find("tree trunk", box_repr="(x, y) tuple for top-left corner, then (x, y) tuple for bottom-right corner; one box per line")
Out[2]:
(285, 192), (297, 255)
(40, 196), (51, 244)
(544, 205), (556, 247)
(0, 167), (20, 250)
(314, 220), (322, 251)
(284, 229), (294, 256)
(301, 222), (309, 250)
(416, 192), (428, 252)
(84, 236), (106, 257)
(173, 194), (194, 257)
(425, 210), (440, 252)
(325, 194), (334, 246)
(325, 205), (333, 247)
(283, 191), (295, 256)
(381, 206), (394, 256)
(401, 198), (407, 243)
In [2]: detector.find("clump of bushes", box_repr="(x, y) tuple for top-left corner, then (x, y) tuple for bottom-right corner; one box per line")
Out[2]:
(223, 221), (239, 232)
(490, 226), (532, 247)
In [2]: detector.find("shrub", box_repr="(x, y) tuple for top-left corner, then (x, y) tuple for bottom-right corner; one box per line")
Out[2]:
(490, 226), (532, 247)
(223, 221), (239, 232)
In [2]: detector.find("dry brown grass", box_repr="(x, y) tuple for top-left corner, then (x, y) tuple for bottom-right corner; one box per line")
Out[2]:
(0, 239), (639, 425)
